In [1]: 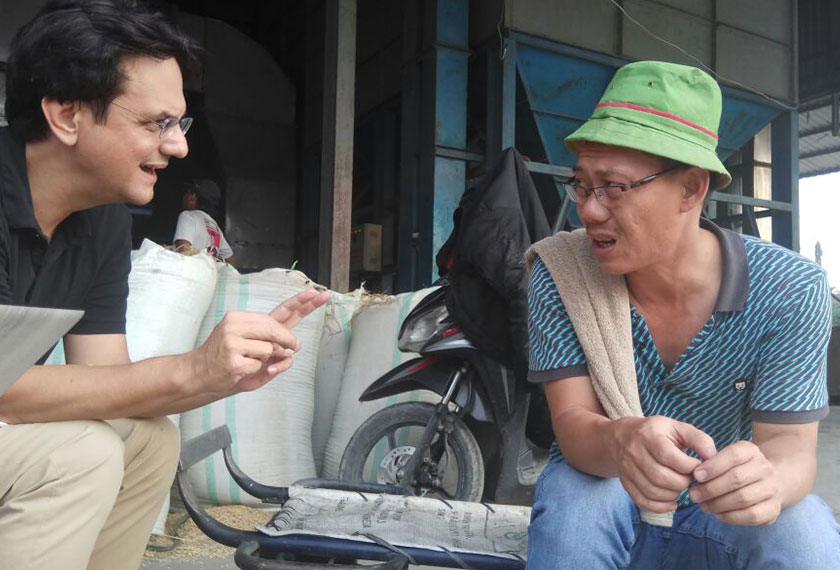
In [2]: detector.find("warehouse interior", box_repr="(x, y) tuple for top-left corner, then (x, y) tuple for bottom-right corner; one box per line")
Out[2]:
(3, 0), (839, 293)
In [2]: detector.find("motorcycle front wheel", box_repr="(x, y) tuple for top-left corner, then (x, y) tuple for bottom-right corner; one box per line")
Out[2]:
(338, 401), (484, 502)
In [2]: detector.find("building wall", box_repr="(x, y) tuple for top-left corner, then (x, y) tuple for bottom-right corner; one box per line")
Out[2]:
(297, 0), (404, 285)
(483, 0), (797, 103)
(0, 1), (49, 62)
(799, 0), (840, 101)
(0, 0), (51, 126)
(179, 14), (298, 269)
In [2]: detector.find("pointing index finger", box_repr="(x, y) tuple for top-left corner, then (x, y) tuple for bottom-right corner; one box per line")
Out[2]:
(269, 289), (330, 328)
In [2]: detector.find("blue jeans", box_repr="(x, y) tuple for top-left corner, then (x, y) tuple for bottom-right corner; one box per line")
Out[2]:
(526, 458), (840, 569)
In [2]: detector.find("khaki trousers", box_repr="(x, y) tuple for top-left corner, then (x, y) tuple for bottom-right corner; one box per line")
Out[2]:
(0, 417), (180, 570)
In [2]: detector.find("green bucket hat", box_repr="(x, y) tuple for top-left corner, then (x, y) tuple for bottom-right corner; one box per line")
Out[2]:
(566, 60), (731, 189)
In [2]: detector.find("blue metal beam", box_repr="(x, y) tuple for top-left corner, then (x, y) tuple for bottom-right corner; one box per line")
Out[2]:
(398, 0), (469, 290)
(525, 162), (573, 177)
(718, 98), (782, 160)
(501, 38), (517, 151)
(708, 192), (794, 212)
(430, 0), (469, 282)
(771, 111), (799, 251)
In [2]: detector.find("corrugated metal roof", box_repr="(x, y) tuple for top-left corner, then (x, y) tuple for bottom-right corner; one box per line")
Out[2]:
(800, 97), (840, 178)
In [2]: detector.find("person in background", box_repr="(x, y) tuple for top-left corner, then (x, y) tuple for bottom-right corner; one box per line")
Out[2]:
(174, 178), (236, 264)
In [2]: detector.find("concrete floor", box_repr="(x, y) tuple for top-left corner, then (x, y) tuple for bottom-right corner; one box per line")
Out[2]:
(815, 405), (840, 521)
(142, 560), (235, 570)
(142, 406), (840, 570)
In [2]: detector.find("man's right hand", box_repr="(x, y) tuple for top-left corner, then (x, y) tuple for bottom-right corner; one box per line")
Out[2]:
(190, 289), (330, 396)
(609, 415), (717, 512)
(0, 289), (331, 424)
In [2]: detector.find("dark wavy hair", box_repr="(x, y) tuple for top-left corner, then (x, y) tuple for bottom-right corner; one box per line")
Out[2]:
(4, 0), (199, 142)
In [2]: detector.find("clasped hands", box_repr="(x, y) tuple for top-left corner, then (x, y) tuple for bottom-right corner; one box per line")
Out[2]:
(612, 416), (782, 525)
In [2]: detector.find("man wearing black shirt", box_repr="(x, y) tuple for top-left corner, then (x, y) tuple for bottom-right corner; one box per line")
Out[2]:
(0, 3), (328, 569)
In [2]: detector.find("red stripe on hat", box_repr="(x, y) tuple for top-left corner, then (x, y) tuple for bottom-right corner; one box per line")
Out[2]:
(596, 102), (718, 140)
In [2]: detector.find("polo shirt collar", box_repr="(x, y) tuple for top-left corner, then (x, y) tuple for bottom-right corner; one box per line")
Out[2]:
(55, 210), (92, 247)
(0, 128), (92, 244)
(700, 217), (749, 312)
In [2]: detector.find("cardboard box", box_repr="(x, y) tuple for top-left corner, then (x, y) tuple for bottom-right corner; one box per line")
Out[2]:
(350, 223), (382, 273)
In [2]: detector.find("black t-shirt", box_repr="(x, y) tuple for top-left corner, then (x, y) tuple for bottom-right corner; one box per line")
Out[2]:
(0, 128), (132, 348)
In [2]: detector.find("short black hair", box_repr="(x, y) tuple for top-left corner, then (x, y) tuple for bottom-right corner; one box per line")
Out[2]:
(5, 0), (199, 142)
(188, 178), (222, 215)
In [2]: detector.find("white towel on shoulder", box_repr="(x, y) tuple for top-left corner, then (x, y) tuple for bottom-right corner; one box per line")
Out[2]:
(527, 228), (673, 527)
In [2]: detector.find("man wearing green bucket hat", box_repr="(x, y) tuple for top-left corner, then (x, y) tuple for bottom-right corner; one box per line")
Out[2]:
(525, 61), (840, 568)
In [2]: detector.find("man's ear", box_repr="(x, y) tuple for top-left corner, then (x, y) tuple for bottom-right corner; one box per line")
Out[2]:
(40, 98), (84, 146)
(680, 166), (710, 212)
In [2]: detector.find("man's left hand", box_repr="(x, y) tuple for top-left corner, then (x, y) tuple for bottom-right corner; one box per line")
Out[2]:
(688, 440), (782, 526)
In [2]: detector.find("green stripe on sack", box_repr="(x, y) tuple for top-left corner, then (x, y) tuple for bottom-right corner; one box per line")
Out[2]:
(202, 405), (216, 503)
(392, 293), (414, 370)
(365, 296), (412, 479)
(204, 269), (230, 504)
(226, 273), (249, 504)
(338, 303), (352, 344)
(390, 293), (415, 407)
(400, 292), (425, 407)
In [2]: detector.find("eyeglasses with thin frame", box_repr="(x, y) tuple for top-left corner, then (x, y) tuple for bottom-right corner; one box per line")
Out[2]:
(110, 101), (193, 139)
(562, 164), (683, 205)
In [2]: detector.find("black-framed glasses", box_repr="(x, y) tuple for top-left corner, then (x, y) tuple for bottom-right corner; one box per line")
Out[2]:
(563, 164), (683, 204)
(110, 101), (193, 139)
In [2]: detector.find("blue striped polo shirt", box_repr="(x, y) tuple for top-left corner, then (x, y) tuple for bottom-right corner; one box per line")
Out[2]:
(528, 219), (831, 493)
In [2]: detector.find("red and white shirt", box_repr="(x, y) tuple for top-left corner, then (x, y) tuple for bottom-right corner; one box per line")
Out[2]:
(174, 210), (233, 261)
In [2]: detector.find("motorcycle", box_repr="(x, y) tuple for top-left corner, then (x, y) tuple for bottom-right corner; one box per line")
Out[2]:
(338, 283), (552, 505)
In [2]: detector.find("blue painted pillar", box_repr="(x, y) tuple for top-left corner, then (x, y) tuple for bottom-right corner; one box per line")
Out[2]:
(771, 110), (799, 251)
(397, 0), (469, 290)
(501, 39), (517, 151)
(428, 0), (469, 282)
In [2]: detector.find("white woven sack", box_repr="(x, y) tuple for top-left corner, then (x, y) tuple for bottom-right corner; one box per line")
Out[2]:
(128, 240), (218, 533)
(44, 239), (219, 535)
(312, 290), (363, 476)
(43, 240), (218, 368)
(179, 265), (326, 505)
(321, 287), (440, 479)
(125, 239), (218, 362)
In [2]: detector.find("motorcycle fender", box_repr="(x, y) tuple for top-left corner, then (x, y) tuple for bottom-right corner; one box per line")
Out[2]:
(359, 357), (493, 423)
(358, 357), (456, 402)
